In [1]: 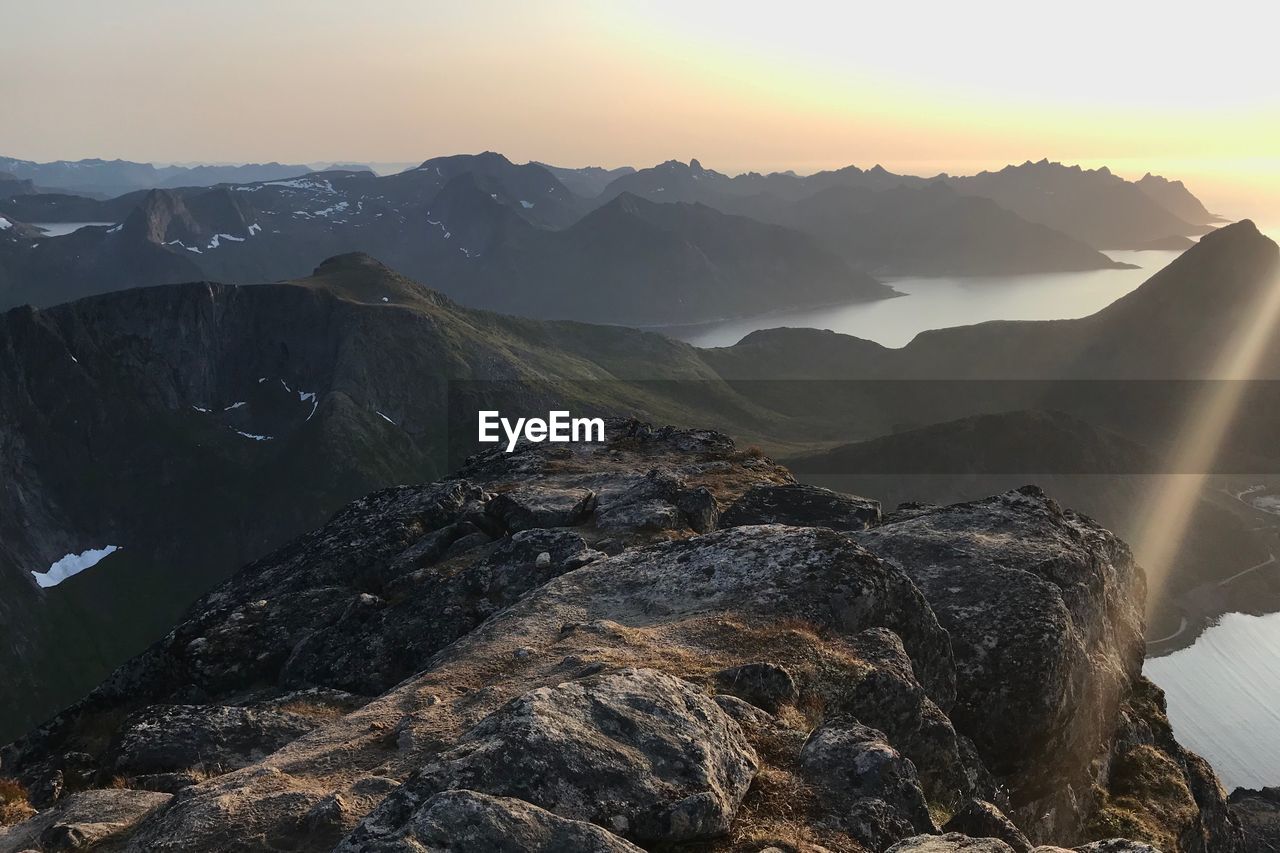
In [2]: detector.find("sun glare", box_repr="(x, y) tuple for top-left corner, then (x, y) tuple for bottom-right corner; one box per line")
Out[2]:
(1135, 267), (1280, 598)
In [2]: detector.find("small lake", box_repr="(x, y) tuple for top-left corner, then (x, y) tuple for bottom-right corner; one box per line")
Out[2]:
(1145, 611), (1280, 790)
(665, 250), (1181, 349)
(31, 222), (115, 237)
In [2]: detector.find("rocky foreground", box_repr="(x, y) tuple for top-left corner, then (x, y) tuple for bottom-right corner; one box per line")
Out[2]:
(0, 420), (1250, 852)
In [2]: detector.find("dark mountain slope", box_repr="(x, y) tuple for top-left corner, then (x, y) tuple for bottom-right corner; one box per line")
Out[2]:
(453, 192), (895, 324)
(0, 214), (205, 309)
(788, 409), (1157, 475)
(0, 189), (148, 224)
(0, 171), (35, 200)
(401, 151), (587, 228)
(0, 254), (798, 740)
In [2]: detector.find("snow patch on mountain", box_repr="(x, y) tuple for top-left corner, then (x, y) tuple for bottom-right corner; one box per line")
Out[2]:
(32, 546), (122, 589)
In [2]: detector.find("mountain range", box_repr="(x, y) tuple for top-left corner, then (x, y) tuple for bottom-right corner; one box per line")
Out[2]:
(0, 155), (890, 323)
(0, 157), (316, 199)
(2, 220), (1277, 745)
(598, 157), (1221, 249)
(0, 153), (1223, 324)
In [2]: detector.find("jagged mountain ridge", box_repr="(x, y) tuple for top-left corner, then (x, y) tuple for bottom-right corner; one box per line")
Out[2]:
(0, 420), (1242, 852)
(1136, 173), (1221, 226)
(534, 162), (637, 197)
(0, 156), (314, 199)
(0, 154), (1221, 321)
(600, 157), (1216, 250)
(0, 158), (893, 324)
(946, 160), (1210, 249)
(736, 182), (1129, 275)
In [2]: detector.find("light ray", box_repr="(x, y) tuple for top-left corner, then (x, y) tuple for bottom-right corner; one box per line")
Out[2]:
(1134, 269), (1280, 603)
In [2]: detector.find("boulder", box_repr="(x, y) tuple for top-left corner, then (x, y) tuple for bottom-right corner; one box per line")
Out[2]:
(1230, 787), (1280, 853)
(351, 789), (645, 852)
(486, 486), (596, 532)
(945, 799), (1033, 853)
(1074, 841), (1163, 853)
(818, 627), (994, 809)
(109, 704), (318, 776)
(0, 789), (170, 851)
(721, 482), (881, 531)
(888, 833), (1017, 853)
(592, 469), (691, 533)
(675, 485), (720, 533)
(847, 797), (925, 852)
(279, 529), (600, 695)
(340, 669), (757, 846)
(799, 719), (936, 839)
(28, 769), (63, 809)
(856, 487), (1145, 828)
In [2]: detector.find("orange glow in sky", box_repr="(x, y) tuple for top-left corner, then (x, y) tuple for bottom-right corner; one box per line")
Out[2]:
(3, 0), (1277, 218)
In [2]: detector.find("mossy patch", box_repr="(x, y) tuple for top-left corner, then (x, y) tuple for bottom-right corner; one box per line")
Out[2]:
(1087, 744), (1198, 852)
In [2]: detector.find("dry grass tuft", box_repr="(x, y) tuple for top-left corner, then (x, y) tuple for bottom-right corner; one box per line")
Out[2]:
(278, 700), (349, 721)
(0, 777), (35, 826)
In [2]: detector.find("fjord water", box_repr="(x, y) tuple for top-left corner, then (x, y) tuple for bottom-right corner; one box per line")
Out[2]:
(1145, 612), (1280, 790)
(31, 222), (114, 237)
(669, 250), (1180, 348)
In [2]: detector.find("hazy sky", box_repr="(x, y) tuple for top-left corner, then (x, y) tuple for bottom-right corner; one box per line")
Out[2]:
(4, 0), (1277, 215)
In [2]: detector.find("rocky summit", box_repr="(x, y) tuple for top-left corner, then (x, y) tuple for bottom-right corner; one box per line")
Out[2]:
(0, 420), (1246, 852)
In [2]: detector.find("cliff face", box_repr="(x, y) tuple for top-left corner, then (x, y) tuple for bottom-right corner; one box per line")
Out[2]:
(0, 421), (1241, 853)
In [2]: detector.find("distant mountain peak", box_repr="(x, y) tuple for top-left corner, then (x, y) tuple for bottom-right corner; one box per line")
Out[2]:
(416, 151), (514, 171)
(311, 252), (395, 276)
(1194, 218), (1268, 251)
(606, 190), (649, 214)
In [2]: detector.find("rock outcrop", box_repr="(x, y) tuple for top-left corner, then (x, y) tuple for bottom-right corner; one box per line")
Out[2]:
(1228, 787), (1280, 853)
(0, 420), (1240, 852)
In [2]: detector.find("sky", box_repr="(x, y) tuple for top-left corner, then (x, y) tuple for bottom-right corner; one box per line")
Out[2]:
(3, 0), (1278, 219)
